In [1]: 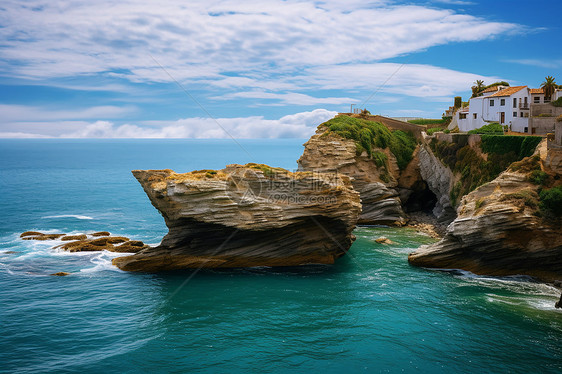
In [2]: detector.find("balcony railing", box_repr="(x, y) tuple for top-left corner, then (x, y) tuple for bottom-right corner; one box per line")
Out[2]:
(519, 103), (529, 110)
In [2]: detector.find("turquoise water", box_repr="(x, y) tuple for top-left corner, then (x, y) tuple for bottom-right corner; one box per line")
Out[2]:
(1, 139), (561, 373)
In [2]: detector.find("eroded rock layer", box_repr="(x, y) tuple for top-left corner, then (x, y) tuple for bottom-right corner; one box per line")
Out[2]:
(112, 164), (361, 272)
(409, 159), (562, 282)
(297, 127), (407, 224)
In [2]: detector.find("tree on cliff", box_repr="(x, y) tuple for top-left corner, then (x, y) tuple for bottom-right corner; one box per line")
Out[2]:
(471, 80), (485, 98)
(541, 76), (557, 100)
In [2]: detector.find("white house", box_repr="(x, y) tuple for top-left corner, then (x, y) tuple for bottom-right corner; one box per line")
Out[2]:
(457, 86), (548, 133)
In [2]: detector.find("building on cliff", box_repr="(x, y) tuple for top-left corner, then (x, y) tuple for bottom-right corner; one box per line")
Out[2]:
(456, 86), (560, 134)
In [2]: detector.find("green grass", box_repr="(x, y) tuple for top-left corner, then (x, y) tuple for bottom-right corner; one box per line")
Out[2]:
(323, 116), (417, 170)
(408, 119), (448, 125)
(468, 123), (504, 135)
(426, 127), (445, 135)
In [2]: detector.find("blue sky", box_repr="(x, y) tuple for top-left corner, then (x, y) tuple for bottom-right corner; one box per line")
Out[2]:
(0, 0), (560, 138)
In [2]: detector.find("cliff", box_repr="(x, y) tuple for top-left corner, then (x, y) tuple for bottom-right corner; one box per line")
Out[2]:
(113, 164), (361, 272)
(297, 116), (420, 224)
(409, 155), (562, 282)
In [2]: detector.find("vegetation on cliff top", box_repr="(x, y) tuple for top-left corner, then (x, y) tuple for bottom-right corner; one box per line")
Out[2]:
(322, 115), (417, 170)
(430, 136), (542, 206)
(467, 123), (504, 135)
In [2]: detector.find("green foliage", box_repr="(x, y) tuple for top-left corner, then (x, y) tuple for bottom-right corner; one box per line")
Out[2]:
(444, 129), (451, 134)
(324, 116), (417, 170)
(408, 118), (448, 125)
(468, 123), (503, 135)
(538, 113), (553, 117)
(454, 96), (462, 108)
(372, 151), (388, 168)
(557, 114), (562, 123)
(539, 186), (562, 216)
(430, 136), (538, 206)
(551, 97), (562, 107)
(426, 127), (445, 135)
(480, 135), (542, 159)
(541, 76), (557, 99)
(529, 170), (549, 185)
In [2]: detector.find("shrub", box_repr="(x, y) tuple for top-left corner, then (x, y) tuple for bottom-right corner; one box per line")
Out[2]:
(444, 129), (451, 134)
(372, 151), (388, 168)
(426, 127), (444, 135)
(539, 186), (562, 216)
(538, 113), (553, 117)
(551, 97), (562, 107)
(557, 115), (562, 122)
(529, 170), (548, 185)
(324, 116), (417, 170)
(480, 135), (541, 159)
(468, 123), (503, 135)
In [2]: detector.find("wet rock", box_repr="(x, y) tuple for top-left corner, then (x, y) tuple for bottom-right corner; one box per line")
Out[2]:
(61, 234), (88, 241)
(50, 272), (71, 276)
(91, 231), (110, 237)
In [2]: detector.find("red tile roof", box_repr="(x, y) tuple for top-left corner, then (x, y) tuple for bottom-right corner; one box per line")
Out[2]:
(529, 88), (544, 94)
(488, 86), (527, 98)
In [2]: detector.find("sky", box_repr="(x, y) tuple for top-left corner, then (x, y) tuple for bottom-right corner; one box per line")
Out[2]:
(0, 0), (560, 138)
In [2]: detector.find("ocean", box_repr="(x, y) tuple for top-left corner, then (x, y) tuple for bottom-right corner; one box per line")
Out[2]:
(0, 139), (561, 373)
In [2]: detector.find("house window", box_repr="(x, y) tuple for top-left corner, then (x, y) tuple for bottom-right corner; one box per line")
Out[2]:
(521, 112), (524, 117)
(545, 97), (551, 103)
(534, 96), (540, 103)
(513, 98), (517, 108)
(490, 99), (495, 107)
(459, 113), (467, 119)
(513, 112), (517, 117)
(473, 113), (477, 119)
(500, 99), (505, 106)
(524, 127), (528, 133)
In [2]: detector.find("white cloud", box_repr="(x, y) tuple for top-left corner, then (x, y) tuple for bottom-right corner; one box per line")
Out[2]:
(504, 59), (562, 69)
(213, 91), (358, 105)
(0, 109), (338, 139)
(0, 0), (519, 85)
(0, 104), (136, 122)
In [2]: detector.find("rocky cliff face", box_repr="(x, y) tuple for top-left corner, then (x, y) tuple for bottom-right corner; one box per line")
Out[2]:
(297, 127), (407, 225)
(409, 158), (562, 282)
(417, 144), (457, 222)
(113, 164), (361, 272)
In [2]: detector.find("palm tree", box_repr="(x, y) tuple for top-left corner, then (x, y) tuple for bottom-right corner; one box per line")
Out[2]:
(541, 76), (557, 100)
(471, 80), (485, 97)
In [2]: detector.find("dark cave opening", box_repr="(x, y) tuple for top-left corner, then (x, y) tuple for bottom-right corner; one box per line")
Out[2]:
(403, 181), (438, 214)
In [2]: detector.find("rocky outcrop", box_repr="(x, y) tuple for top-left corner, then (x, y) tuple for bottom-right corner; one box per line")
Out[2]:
(409, 162), (562, 282)
(417, 144), (457, 222)
(297, 127), (406, 225)
(112, 164), (361, 272)
(20, 231), (149, 253)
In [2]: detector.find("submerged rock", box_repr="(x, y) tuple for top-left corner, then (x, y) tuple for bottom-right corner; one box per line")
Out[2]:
(50, 272), (71, 276)
(112, 164), (361, 272)
(409, 158), (562, 282)
(375, 236), (395, 245)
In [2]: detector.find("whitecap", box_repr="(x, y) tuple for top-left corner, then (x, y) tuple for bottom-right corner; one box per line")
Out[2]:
(41, 214), (94, 220)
